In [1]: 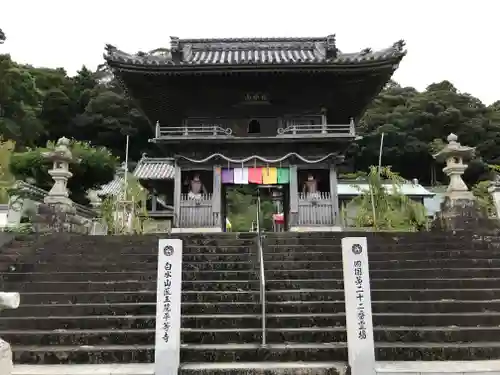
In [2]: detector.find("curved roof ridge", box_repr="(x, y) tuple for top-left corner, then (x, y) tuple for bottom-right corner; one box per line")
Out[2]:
(177, 36), (330, 44)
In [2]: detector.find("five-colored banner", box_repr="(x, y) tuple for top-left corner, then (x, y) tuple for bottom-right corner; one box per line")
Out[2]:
(221, 167), (290, 184)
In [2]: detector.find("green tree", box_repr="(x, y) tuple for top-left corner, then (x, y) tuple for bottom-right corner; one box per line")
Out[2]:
(226, 185), (275, 232)
(10, 140), (117, 205)
(100, 175), (150, 234)
(344, 166), (427, 231)
(0, 28), (5, 44)
(0, 139), (15, 203)
(0, 55), (43, 148)
(471, 180), (496, 217)
(73, 89), (152, 161)
(351, 81), (500, 186)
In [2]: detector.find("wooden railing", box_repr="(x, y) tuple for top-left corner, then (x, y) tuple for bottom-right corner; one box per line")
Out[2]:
(277, 121), (355, 136)
(155, 124), (232, 138)
(179, 193), (215, 228)
(297, 192), (335, 226)
(155, 120), (355, 139)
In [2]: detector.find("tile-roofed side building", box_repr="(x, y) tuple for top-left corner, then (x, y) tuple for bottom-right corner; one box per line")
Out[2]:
(95, 157), (176, 197)
(104, 35), (406, 69)
(338, 181), (435, 198)
(96, 176), (124, 197)
(133, 157), (175, 180)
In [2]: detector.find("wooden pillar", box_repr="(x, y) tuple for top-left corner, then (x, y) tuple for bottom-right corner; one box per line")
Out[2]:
(212, 165), (222, 228)
(329, 164), (340, 225)
(289, 165), (299, 227)
(152, 195), (157, 212)
(173, 164), (181, 228)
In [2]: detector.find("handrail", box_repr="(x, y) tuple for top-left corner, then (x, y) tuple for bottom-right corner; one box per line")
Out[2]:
(255, 190), (266, 345)
(277, 123), (354, 136)
(155, 124), (233, 138)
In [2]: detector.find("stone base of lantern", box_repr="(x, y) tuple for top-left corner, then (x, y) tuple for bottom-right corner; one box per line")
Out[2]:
(32, 202), (90, 234)
(0, 339), (13, 375)
(432, 195), (499, 232)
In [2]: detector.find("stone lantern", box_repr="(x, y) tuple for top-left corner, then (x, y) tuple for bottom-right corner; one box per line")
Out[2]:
(32, 137), (90, 233)
(433, 133), (475, 200)
(0, 292), (20, 375)
(432, 133), (496, 230)
(42, 137), (73, 207)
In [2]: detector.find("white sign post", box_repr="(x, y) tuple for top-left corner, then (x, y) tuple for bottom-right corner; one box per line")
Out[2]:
(155, 239), (183, 375)
(342, 237), (375, 375)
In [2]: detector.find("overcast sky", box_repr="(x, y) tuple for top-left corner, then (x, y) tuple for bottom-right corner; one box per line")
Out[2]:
(1, 0), (498, 105)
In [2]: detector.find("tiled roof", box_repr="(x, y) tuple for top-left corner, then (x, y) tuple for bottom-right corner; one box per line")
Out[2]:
(96, 159), (175, 195)
(133, 157), (175, 180)
(338, 182), (435, 197)
(96, 176), (124, 196)
(104, 35), (406, 68)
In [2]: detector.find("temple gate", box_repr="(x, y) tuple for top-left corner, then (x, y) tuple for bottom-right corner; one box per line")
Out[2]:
(104, 34), (406, 232)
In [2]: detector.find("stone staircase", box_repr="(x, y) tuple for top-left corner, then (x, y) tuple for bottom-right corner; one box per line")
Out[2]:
(0, 231), (499, 373)
(0, 233), (47, 273)
(263, 231), (500, 361)
(0, 233), (265, 364)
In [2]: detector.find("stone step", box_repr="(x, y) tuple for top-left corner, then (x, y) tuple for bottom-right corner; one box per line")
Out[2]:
(6, 267), (500, 283)
(11, 363), (348, 375)
(263, 248), (500, 260)
(13, 341), (500, 364)
(11, 248), (500, 265)
(1, 252), (255, 264)
(1, 270), (259, 283)
(23, 245), (256, 258)
(265, 231), (473, 240)
(3, 328), (261, 346)
(179, 362), (347, 375)
(3, 312), (500, 331)
(21, 258), (500, 273)
(12, 343), (349, 364)
(264, 259), (500, 269)
(39, 236), (472, 250)
(18, 290), (260, 304)
(9, 248), (500, 263)
(7, 278), (500, 294)
(6, 299), (500, 318)
(17, 288), (500, 305)
(263, 238), (471, 247)
(0, 237), (50, 272)
(267, 288), (500, 302)
(27, 261), (256, 272)
(19, 240), (490, 257)
(2, 280), (259, 293)
(26, 247), (500, 264)
(5, 302), (262, 317)
(6, 326), (500, 347)
(27, 240), (480, 257)
(32, 237), (257, 249)
(265, 278), (500, 290)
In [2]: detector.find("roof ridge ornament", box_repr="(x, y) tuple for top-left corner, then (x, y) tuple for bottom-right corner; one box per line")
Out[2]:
(361, 48), (372, 56)
(392, 39), (406, 52)
(170, 36), (180, 51)
(326, 34), (337, 59)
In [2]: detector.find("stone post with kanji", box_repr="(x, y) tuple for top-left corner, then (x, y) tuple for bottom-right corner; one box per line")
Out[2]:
(0, 292), (20, 375)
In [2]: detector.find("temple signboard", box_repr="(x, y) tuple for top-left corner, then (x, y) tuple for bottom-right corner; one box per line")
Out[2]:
(155, 239), (183, 375)
(342, 237), (375, 375)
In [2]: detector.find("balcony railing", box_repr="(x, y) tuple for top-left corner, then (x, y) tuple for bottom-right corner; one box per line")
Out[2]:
(155, 123), (232, 138)
(154, 119), (355, 139)
(277, 119), (355, 136)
